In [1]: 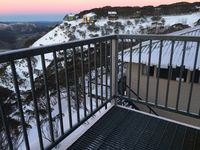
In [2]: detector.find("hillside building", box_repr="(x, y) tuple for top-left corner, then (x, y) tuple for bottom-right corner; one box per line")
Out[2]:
(108, 11), (118, 20)
(123, 25), (200, 114)
(82, 13), (97, 24)
(63, 14), (76, 21)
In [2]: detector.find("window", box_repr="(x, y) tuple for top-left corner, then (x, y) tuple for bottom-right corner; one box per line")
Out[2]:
(142, 64), (154, 76)
(158, 68), (169, 79)
(190, 70), (200, 83)
(171, 67), (187, 82)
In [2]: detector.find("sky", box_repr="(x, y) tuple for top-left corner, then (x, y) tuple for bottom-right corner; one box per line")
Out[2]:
(0, 0), (198, 21)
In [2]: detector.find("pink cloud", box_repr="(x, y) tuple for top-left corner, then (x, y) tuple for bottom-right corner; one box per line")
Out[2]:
(0, 0), (197, 14)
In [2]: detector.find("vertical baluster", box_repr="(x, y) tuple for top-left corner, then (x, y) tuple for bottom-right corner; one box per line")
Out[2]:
(10, 60), (30, 149)
(176, 41), (187, 110)
(27, 57), (44, 150)
(146, 40), (152, 103)
(40, 54), (54, 143)
(110, 40), (113, 100)
(94, 43), (98, 109)
(155, 40), (163, 105)
(165, 40), (175, 107)
(187, 42), (199, 113)
(0, 98), (13, 150)
(72, 48), (80, 123)
(128, 39), (133, 99)
(88, 44), (93, 112)
(100, 42), (103, 105)
(120, 39), (124, 96)
(111, 38), (119, 105)
(53, 52), (64, 135)
(63, 50), (72, 129)
(80, 46), (87, 117)
(137, 41), (142, 101)
(105, 41), (108, 109)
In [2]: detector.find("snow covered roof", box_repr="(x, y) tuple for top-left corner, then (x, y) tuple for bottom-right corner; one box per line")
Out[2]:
(123, 25), (200, 71)
(83, 12), (97, 18)
(108, 11), (117, 15)
(68, 14), (75, 17)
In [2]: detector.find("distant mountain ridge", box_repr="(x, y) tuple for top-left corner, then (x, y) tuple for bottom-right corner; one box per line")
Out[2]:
(78, 2), (200, 18)
(0, 22), (59, 49)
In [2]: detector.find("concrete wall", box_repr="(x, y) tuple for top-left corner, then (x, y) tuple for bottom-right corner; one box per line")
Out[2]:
(126, 63), (200, 126)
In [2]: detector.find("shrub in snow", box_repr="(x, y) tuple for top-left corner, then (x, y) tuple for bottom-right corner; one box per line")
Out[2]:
(87, 24), (100, 32)
(114, 29), (119, 34)
(64, 22), (68, 26)
(71, 26), (76, 32)
(151, 15), (162, 21)
(126, 30), (130, 34)
(67, 33), (77, 41)
(126, 20), (133, 26)
(161, 18), (166, 26)
(105, 28), (113, 35)
(140, 18), (146, 23)
(79, 22), (85, 28)
(107, 21), (115, 26)
(89, 34), (99, 37)
(194, 19), (200, 26)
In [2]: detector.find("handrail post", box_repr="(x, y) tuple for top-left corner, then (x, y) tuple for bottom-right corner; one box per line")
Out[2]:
(111, 37), (118, 105)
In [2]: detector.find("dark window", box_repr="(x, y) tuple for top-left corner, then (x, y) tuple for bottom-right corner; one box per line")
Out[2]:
(171, 67), (187, 82)
(158, 68), (169, 79)
(190, 70), (200, 83)
(142, 64), (154, 76)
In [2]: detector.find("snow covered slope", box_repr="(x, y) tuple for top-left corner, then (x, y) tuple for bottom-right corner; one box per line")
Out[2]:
(32, 12), (200, 47)
(0, 12), (199, 90)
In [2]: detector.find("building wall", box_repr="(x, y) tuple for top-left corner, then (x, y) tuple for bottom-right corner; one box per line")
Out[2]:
(126, 63), (200, 125)
(82, 16), (97, 23)
(108, 15), (118, 20)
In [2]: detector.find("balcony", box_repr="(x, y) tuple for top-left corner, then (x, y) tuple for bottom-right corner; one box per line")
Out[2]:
(0, 31), (200, 150)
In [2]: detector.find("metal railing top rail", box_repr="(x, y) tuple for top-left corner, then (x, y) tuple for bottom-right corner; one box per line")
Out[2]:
(0, 33), (200, 149)
(0, 35), (117, 64)
(117, 34), (200, 41)
(0, 34), (114, 150)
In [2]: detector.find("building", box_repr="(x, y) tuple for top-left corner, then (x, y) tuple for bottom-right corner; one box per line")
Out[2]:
(123, 25), (200, 115)
(63, 14), (76, 21)
(82, 12), (97, 24)
(108, 11), (118, 20)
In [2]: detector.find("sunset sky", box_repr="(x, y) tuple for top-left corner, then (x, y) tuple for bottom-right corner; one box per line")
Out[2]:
(0, 0), (198, 21)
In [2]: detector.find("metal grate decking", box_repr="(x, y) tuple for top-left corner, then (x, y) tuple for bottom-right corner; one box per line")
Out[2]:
(69, 106), (200, 150)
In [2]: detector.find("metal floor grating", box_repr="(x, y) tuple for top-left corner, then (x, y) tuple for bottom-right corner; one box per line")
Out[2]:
(68, 106), (200, 150)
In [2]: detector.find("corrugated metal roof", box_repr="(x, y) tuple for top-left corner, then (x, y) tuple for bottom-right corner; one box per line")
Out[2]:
(83, 12), (97, 18)
(123, 25), (200, 71)
(108, 11), (117, 15)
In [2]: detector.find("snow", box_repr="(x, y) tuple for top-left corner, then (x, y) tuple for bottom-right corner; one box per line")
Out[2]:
(23, 73), (111, 149)
(83, 12), (97, 18)
(163, 12), (200, 26)
(68, 14), (75, 17)
(32, 12), (200, 47)
(123, 25), (200, 71)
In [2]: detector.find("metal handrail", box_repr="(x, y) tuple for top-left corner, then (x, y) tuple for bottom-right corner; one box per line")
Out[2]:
(0, 33), (200, 150)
